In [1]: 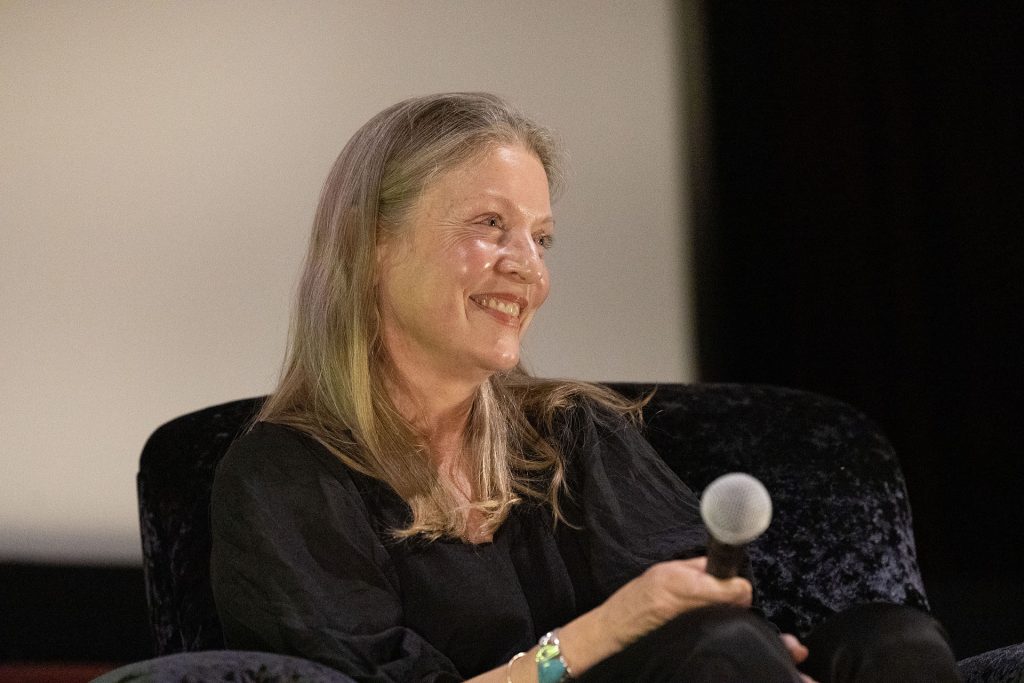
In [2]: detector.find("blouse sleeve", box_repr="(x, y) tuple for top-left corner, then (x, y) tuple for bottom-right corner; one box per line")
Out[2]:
(553, 399), (710, 608)
(209, 423), (462, 683)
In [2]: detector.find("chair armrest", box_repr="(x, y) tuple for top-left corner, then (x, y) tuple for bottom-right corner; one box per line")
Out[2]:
(92, 649), (358, 683)
(958, 642), (1024, 683)
(139, 397), (264, 653)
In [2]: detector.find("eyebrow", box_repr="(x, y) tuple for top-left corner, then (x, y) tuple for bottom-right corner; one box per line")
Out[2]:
(464, 192), (555, 227)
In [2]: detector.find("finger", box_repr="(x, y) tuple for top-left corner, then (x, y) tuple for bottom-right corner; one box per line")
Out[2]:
(678, 556), (708, 571)
(662, 560), (750, 605)
(717, 576), (753, 606)
(677, 557), (750, 603)
(800, 675), (819, 683)
(780, 633), (809, 663)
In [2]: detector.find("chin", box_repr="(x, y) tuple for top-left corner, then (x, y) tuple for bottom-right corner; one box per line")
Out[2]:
(483, 349), (521, 374)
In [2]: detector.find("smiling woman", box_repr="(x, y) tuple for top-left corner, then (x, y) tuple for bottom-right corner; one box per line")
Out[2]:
(207, 93), (961, 683)
(377, 144), (553, 387)
(375, 142), (556, 545)
(241, 93), (616, 548)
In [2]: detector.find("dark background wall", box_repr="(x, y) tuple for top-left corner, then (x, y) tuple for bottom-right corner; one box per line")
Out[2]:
(0, 563), (150, 663)
(694, 2), (1024, 658)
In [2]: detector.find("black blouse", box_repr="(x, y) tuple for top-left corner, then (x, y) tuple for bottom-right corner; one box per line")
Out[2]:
(209, 401), (707, 682)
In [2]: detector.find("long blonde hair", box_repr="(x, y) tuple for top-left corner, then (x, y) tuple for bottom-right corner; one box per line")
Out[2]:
(259, 93), (642, 540)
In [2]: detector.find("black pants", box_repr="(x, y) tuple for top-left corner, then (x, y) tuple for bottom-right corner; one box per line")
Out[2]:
(577, 603), (961, 682)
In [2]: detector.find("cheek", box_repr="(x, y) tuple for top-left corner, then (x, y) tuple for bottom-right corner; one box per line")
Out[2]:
(454, 240), (498, 276)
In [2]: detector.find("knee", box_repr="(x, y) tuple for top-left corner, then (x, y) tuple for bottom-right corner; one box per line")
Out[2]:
(585, 606), (800, 683)
(803, 603), (960, 683)
(833, 603), (951, 651)
(851, 603), (958, 674)
(684, 605), (782, 651)
(673, 606), (798, 681)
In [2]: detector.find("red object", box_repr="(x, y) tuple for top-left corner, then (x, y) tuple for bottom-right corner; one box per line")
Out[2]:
(0, 663), (118, 683)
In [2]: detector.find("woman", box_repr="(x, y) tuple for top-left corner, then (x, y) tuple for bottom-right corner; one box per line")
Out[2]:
(210, 93), (959, 682)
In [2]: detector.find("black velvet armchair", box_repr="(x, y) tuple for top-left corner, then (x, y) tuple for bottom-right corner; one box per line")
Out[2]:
(99, 383), (1023, 682)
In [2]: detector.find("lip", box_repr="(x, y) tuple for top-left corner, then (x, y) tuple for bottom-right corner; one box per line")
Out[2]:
(469, 293), (529, 327)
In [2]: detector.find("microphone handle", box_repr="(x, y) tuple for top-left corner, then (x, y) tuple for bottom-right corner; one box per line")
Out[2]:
(705, 536), (747, 579)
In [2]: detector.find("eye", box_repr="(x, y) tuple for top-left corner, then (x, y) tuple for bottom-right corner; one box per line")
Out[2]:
(480, 215), (503, 229)
(536, 233), (555, 250)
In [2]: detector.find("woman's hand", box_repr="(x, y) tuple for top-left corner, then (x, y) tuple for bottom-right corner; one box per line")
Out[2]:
(556, 556), (752, 674)
(477, 558), (781, 683)
(597, 556), (753, 649)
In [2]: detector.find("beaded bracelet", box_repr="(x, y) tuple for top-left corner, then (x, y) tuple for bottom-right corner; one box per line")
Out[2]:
(536, 630), (574, 682)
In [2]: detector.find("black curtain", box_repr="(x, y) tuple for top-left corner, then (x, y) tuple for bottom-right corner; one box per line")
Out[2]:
(695, 3), (1024, 658)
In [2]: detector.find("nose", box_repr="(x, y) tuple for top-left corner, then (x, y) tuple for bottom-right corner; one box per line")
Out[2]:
(495, 229), (544, 283)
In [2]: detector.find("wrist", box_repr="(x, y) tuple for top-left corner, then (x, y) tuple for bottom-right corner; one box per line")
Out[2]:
(506, 649), (530, 683)
(536, 630), (573, 682)
(555, 608), (619, 677)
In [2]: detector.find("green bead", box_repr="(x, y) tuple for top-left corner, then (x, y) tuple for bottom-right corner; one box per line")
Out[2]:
(536, 644), (567, 683)
(537, 644), (560, 661)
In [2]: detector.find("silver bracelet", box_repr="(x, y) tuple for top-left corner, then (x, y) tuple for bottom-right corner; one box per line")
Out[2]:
(506, 650), (527, 683)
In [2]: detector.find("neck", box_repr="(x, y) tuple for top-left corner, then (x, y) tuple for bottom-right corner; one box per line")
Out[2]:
(383, 357), (497, 543)
(385, 365), (480, 466)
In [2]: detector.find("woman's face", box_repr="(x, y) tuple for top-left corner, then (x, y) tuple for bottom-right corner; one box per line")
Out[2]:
(377, 143), (553, 386)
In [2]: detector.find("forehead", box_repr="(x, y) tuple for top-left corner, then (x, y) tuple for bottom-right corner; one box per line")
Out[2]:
(420, 144), (552, 214)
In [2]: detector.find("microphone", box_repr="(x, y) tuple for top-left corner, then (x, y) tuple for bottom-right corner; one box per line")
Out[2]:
(699, 472), (773, 579)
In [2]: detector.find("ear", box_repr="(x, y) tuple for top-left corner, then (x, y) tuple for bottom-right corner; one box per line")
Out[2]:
(375, 228), (395, 274)
(375, 226), (411, 274)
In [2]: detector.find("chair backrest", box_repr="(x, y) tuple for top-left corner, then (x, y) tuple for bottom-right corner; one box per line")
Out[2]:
(137, 382), (928, 654)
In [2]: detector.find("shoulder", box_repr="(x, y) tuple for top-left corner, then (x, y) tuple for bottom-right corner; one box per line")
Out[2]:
(223, 421), (312, 460)
(549, 393), (693, 499)
(549, 393), (647, 453)
(504, 375), (642, 445)
(220, 421), (316, 472)
(210, 422), (398, 559)
(214, 421), (359, 498)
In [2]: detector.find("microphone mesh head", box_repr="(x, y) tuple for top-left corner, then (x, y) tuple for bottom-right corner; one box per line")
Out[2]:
(700, 472), (773, 545)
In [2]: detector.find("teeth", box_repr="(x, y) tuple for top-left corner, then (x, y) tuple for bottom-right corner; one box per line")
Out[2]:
(478, 297), (520, 317)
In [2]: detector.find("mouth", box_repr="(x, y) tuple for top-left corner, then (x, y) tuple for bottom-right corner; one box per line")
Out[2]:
(469, 294), (527, 322)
